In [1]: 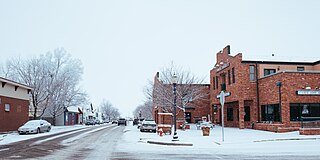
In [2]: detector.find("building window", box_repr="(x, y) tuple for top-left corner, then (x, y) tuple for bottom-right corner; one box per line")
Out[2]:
(249, 65), (255, 81)
(264, 69), (276, 76)
(227, 107), (233, 121)
(212, 77), (215, 90)
(216, 76), (219, 89)
(5, 104), (10, 112)
(244, 106), (250, 121)
(297, 66), (305, 71)
(232, 68), (235, 83)
(261, 104), (280, 122)
(228, 70), (231, 85)
(290, 103), (320, 121)
(221, 73), (226, 91)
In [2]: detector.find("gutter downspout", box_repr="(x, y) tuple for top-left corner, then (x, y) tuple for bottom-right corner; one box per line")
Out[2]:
(256, 63), (260, 122)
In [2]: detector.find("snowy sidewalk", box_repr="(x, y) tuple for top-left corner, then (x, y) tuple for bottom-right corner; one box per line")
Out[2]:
(0, 125), (87, 145)
(118, 124), (320, 156)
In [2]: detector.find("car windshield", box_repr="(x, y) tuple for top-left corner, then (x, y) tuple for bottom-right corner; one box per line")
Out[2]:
(143, 120), (156, 124)
(24, 121), (40, 127)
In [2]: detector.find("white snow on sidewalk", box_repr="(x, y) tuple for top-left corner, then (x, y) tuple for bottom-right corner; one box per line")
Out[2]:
(117, 123), (320, 155)
(0, 125), (87, 145)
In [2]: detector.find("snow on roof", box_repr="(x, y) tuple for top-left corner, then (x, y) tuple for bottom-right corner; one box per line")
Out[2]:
(0, 77), (32, 90)
(243, 54), (318, 63)
(66, 106), (79, 113)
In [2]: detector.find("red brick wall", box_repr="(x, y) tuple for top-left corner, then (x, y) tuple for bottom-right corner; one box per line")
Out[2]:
(259, 72), (320, 127)
(210, 46), (259, 128)
(0, 96), (29, 132)
(210, 46), (320, 131)
(300, 128), (320, 135)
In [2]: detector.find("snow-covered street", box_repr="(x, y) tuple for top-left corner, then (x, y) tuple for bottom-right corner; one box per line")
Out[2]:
(1, 122), (320, 159)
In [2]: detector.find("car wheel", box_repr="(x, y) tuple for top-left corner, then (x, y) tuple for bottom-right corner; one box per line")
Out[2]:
(47, 127), (51, 132)
(37, 128), (40, 134)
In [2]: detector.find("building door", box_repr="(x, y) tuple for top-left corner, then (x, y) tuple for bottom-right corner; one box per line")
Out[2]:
(185, 112), (192, 123)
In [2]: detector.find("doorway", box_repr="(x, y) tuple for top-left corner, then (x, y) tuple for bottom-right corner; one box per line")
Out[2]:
(185, 112), (192, 123)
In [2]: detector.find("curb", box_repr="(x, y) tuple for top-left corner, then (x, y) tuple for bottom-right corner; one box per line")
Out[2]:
(147, 140), (193, 146)
(254, 137), (319, 143)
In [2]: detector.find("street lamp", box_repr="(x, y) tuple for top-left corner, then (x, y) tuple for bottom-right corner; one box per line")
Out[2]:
(276, 81), (282, 122)
(172, 73), (179, 141)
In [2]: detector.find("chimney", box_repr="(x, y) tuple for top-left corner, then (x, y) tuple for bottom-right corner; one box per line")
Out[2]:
(223, 45), (231, 55)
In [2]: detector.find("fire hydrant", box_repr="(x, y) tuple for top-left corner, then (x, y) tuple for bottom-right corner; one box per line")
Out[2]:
(158, 128), (163, 136)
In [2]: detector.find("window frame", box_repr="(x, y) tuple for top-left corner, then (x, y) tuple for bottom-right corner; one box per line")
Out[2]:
(249, 65), (255, 81)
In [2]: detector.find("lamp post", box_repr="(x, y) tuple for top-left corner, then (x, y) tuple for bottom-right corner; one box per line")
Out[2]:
(276, 81), (282, 122)
(172, 73), (179, 141)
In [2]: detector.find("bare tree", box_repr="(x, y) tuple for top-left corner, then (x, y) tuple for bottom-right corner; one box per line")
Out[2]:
(1, 48), (87, 123)
(100, 100), (120, 120)
(133, 100), (153, 120)
(146, 63), (209, 114)
(3, 56), (54, 119)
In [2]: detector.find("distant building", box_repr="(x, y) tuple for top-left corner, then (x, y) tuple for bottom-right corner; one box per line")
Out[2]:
(54, 106), (83, 126)
(152, 72), (210, 128)
(210, 45), (320, 132)
(0, 77), (32, 132)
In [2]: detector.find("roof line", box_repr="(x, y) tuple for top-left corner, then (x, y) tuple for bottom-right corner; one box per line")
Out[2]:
(242, 60), (319, 65)
(0, 77), (32, 90)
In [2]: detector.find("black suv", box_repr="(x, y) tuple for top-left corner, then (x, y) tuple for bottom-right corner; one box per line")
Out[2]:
(118, 118), (127, 126)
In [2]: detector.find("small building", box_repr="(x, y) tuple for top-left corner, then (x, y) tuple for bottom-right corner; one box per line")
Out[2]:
(210, 45), (320, 132)
(55, 106), (82, 126)
(152, 72), (210, 128)
(0, 77), (32, 132)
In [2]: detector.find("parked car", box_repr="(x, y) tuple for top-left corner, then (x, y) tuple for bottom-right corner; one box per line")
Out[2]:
(95, 119), (101, 125)
(118, 118), (127, 126)
(18, 120), (51, 135)
(111, 119), (118, 124)
(85, 119), (95, 125)
(140, 120), (157, 133)
(133, 119), (139, 126)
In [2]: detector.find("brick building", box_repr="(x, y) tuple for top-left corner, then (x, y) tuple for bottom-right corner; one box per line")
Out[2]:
(0, 77), (32, 132)
(152, 72), (210, 127)
(210, 45), (320, 132)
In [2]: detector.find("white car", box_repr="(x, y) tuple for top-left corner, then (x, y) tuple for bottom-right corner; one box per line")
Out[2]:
(140, 120), (157, 133)
(18, 120), (51, 135)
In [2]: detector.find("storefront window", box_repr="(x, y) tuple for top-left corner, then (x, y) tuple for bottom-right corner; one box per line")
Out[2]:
(261, 104), (280, 122)
(290, 103), (320, 121)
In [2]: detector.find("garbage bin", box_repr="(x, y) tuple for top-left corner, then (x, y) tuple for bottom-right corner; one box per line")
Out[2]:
(202, 127), (210, 136)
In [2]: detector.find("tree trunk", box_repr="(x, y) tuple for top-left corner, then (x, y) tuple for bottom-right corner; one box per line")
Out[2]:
(33, 106), (37, 120)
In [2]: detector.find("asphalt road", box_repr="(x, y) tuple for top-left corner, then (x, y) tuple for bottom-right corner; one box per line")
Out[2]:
(1, 124), (319, 160)
(0, 124), (123, 160)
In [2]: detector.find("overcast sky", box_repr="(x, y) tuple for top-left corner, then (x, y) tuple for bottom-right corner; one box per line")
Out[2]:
(0, 0), (319, 116)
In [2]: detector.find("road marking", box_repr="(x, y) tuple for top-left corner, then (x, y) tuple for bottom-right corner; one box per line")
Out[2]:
(61, 125), (117, 145)
(31, 126), (113, 145)
(0, 148), (9, 152)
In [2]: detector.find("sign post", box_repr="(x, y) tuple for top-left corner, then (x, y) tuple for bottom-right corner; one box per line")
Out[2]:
(217, 91), (230, 142)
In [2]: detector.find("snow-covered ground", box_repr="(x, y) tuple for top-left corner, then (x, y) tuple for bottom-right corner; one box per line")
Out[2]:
(117, 123), (320, 156)
(2, 122), (320, 157)
(0, 125), (87, 145)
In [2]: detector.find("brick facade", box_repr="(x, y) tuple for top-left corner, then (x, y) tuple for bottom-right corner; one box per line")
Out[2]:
(210, 45), (320, 132)
(0, 77), (31, 132)
(152, 73), (210, 127)
(0, 96), (29, 132)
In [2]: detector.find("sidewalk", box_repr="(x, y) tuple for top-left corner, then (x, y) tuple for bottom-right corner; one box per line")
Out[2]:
(118, 123), (320, 155)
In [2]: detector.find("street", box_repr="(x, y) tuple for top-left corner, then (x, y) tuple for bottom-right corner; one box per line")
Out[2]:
(1, 123), (320, 160)
(0, 124), (123, 159)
